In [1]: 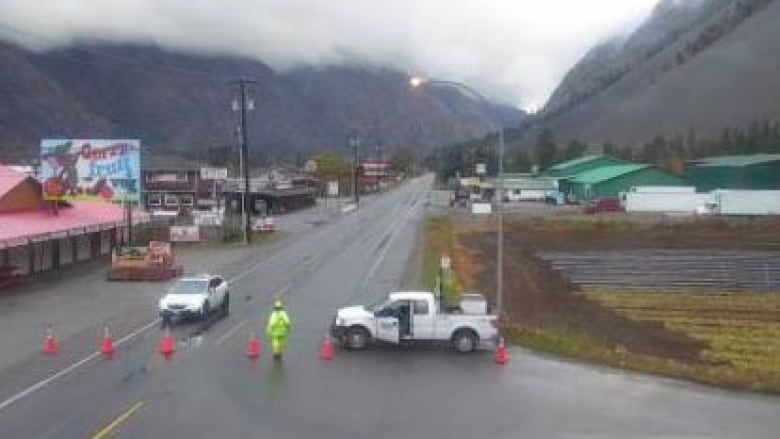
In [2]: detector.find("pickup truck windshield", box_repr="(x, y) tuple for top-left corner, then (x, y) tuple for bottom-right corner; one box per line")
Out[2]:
(369, 298), (390, 313)
(168, 279), (208, 294)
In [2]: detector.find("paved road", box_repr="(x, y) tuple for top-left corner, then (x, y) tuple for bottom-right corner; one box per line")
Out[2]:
(0, 175), (778, 438)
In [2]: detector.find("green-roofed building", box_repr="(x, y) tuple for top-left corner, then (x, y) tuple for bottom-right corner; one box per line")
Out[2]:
(559, 164), (686, 201)
(541, 155), (627, 178)
(686, 154), (780, 192)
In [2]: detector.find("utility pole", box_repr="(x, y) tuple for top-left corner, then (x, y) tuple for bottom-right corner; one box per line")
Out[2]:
(349, 133), (360, 207)
(373, 116), (383, 193)
(231, 79), (256, 244)
(126, 197), (133, 246)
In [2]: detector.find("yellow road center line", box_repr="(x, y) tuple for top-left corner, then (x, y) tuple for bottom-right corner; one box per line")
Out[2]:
(90, 401), (144, 439)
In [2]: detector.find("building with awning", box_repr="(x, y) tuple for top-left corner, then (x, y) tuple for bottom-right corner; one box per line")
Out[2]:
(1, 165), (143, 278)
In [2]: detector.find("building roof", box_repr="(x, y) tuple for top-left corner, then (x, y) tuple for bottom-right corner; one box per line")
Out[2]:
(567, 164), (649, 185)
(142, 154), (203, 171)
(0, 202), (130, 248)
(545, 155), (604, 171)
(0, 164), (28, 199)
(486, 177), (557, 190)
(690, 154), (780, 167)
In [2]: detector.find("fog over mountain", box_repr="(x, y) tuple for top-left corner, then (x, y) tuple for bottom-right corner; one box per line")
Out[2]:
(0, 0), (658, 109)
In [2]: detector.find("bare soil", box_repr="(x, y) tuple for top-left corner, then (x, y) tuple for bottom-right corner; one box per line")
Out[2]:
(454, 217), (780, 362)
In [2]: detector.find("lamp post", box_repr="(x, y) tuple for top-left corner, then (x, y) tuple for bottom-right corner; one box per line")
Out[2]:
(410, 76), (505, 318)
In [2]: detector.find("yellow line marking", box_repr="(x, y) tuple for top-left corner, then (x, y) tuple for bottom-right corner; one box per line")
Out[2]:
(90, 401), (144, 439)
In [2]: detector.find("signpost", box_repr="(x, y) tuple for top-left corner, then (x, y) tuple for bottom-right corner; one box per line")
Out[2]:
(437, 254), (452, 306)
(327, 181), (339, 197)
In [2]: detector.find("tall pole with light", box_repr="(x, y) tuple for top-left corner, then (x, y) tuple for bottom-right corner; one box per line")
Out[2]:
(231, 78), (256, 245)
(410, 76), (505, 318)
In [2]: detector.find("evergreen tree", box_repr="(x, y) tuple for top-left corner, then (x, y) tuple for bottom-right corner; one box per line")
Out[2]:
(511, 151), (534, 173)
(641, 135), (668, 164)
(601, 141), (616, 156)
(617, 146), (634, 161)
(686, 127), (697, 152)
(563, 140), (588, 161)
(535, 128), (558, 170)
(719, 128), (733, 154)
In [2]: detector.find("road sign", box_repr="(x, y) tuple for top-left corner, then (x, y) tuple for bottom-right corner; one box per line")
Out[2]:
(440, 255), (451, 270)
(327, 181), (339, 197)
(476, 163), (486, 175)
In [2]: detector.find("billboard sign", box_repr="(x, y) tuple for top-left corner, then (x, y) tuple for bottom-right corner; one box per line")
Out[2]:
(39, 139), (140, 203)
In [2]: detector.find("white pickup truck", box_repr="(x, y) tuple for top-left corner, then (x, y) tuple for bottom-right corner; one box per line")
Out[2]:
(331, 291), (498, 353)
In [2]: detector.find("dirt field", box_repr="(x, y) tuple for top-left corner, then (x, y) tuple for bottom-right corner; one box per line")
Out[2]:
(450, 214), (780, 391)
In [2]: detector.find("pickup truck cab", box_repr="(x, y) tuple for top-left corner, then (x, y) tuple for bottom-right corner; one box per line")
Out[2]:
(331, 291), (498, 353)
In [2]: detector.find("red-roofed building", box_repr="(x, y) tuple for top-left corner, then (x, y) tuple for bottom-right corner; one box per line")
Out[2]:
(1, 165), (132, 280)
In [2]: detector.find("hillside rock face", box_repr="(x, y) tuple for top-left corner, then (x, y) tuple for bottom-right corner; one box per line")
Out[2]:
(533, 0), (778, 147)
(0, 42), (523, 162)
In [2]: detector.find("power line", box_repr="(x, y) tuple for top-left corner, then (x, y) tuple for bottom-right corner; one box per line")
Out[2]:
(230, 79), (256, 245)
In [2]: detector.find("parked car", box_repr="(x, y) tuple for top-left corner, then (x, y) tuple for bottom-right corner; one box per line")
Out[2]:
(583, 197), (624, 215)
(159, 274), (230, 323)
(331, 291), (498, 353)
(252, 216), (276, 232)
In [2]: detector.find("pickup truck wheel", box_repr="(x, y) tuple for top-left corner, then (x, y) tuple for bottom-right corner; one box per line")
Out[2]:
(200, 301), (210, 320)
(221, 293), (230, 315)
(452, 330), (478, 353)
(345, 327), (370, 350)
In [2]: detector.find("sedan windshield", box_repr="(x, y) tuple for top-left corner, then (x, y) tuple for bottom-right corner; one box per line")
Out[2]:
(168, 279), (208, 294)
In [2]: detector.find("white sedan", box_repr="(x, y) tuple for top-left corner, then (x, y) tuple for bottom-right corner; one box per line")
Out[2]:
(159, 274), (230, 323)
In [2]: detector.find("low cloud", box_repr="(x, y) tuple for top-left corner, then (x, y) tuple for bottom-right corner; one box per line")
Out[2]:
(0, 0), (658, 109)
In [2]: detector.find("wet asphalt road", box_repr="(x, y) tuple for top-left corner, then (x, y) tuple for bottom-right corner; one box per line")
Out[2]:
(0, 175), (778, 439)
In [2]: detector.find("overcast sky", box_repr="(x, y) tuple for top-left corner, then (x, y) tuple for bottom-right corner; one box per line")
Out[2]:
(0, 0), (659, 109)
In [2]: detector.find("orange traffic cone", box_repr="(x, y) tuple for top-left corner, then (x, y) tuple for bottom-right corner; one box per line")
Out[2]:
(246, 331), (262, 359)
(494, 336), (508, 365)
(43, 325), (58, 356)
(101, 326), (115, 357)
(159, 327), (175, 357)
(319, 333), (334, 361)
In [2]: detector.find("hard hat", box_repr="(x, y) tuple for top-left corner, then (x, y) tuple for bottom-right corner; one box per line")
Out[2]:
(273, 299), (283, 309)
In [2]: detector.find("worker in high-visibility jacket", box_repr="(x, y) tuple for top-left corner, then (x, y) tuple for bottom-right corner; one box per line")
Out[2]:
(266, 299), (292, 358)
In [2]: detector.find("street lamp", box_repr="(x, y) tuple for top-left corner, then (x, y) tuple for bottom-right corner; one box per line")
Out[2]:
(410, 76), (505, 319)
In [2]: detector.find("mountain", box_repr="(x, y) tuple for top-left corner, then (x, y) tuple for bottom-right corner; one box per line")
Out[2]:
(0, 42), (524, 163)
(526, 0), (778, 148)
